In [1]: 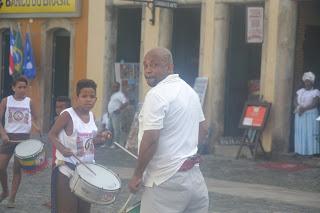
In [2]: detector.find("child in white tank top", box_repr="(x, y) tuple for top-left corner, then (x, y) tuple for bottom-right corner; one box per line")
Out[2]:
(48, 79), (109, 213)
(0, 76), (39, 208)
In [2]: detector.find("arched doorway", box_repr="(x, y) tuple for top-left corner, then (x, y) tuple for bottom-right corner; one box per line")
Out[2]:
(51, 29), (70, 123)
(42, 23), (73, 131)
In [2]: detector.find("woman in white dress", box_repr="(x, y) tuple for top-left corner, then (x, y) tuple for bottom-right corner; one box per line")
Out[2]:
(294, 72), (320, 155)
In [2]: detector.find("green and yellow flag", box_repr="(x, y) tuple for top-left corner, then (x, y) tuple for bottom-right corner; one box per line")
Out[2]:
(13, 25), (23, 75)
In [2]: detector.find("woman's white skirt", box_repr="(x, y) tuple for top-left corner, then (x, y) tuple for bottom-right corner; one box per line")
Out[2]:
(294, 108), (320, 155)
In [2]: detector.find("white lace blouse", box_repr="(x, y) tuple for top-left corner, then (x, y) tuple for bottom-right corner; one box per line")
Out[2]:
(296, 88), (320, 108)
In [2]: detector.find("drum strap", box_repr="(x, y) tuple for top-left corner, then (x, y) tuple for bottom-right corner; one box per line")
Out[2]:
(51, 162), (76, 213)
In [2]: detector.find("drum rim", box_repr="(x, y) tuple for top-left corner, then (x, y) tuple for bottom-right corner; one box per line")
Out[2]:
(75, 163), (121, 190)
(14, 140), (44, 160)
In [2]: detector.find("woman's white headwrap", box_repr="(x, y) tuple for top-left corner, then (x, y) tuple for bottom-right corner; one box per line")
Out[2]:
(302, 72), (315, 83)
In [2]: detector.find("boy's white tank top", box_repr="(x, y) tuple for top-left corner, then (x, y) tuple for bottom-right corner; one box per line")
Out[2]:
(4, 95), (32, 133)
(56, 107), (97, 165)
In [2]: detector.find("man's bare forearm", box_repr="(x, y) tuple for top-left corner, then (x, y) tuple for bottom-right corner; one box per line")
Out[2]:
(134, 130), (159, 177)
(134, 140), (158, 177)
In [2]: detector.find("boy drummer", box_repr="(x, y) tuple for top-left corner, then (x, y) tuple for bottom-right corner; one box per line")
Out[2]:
(0, 76), (39, 208)
(49, 79), (108, 213)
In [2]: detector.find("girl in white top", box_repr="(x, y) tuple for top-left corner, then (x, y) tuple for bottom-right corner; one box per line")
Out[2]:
(48, 79), (108, 213)
(0, 76), (39, 208)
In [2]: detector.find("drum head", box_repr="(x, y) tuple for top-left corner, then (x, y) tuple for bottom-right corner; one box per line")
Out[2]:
(77, 164), (121, 190)
(15, 139), (43, 159)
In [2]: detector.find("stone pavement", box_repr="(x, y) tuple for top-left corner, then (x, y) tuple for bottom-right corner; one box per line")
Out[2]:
(0, 142), (319, 213)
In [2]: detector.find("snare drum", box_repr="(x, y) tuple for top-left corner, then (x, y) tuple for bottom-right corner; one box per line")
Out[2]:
(14, 139), (47, 174)
(69, 163), (121, 205)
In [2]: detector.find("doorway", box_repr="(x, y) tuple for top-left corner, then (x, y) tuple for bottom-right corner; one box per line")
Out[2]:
(115, 8), (142, 140)
(116, 8), (141, 63)
(224, 5), (262, 137)
(303, 26), (320, 86)
(0, 29), (13, 99)
(51, 29), (70, 123)
(172, 7), (201, 86)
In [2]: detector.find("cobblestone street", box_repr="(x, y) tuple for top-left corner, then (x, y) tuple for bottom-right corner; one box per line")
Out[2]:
(0, 140), (319, 213)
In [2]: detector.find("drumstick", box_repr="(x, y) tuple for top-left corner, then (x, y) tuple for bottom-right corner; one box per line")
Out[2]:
(113, 142), (138, 159)
(118, 193), (133, 213)
(9, 140), (24, 143)
(32, 122), (41, 132)
(72, 154), (96, 176)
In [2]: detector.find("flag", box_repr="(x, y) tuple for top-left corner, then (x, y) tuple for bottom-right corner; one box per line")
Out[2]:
(8, 28), (15, 76)
(23, 31), (36, 79)
(13, 25), (23, 75)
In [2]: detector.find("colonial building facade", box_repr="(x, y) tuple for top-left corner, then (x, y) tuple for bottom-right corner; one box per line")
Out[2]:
(1, 0), (319, 155)
(88, 0), (320, 155)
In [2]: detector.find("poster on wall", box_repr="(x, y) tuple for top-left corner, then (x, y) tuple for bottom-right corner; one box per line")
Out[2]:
(125, 102), (143, 155)
(114, 63), (140, 106)
(246, 6), (264, 43)
(193, 77), (208, 107)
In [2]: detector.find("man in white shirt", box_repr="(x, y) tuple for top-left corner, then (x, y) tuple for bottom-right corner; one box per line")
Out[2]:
(108, 82), (128, 146)
(128, 47), (209, 213)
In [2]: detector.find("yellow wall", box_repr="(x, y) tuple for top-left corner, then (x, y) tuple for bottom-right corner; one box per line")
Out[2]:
(86, 0), (106, 117)
(199, 0), (215, 123)
(72, 0), (89, 86)
(140, 7), (161, 100)
(0, 0), (89, 130)
(260, 0), (280, 152)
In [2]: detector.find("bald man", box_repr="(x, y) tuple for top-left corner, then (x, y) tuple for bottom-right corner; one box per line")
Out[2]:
(128, 47), (209, 213)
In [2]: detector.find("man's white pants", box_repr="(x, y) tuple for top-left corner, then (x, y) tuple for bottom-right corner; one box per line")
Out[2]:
(140, 166), (209, 213)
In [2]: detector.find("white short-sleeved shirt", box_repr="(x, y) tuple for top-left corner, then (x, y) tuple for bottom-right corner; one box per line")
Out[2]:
(296, 88), (320, 108)
(107, 91), (127, 114)
(138, 74), (205, 187)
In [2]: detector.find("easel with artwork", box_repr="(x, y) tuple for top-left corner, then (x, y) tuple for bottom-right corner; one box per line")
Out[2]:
(236, 101), (271, 160)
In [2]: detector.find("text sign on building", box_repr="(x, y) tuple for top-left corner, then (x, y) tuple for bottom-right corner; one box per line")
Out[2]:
(0, 0), (81, 18)
(246, 7), (264, 43)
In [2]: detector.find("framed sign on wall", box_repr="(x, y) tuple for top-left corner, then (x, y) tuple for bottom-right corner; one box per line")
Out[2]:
(239, 101), (271, 130)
